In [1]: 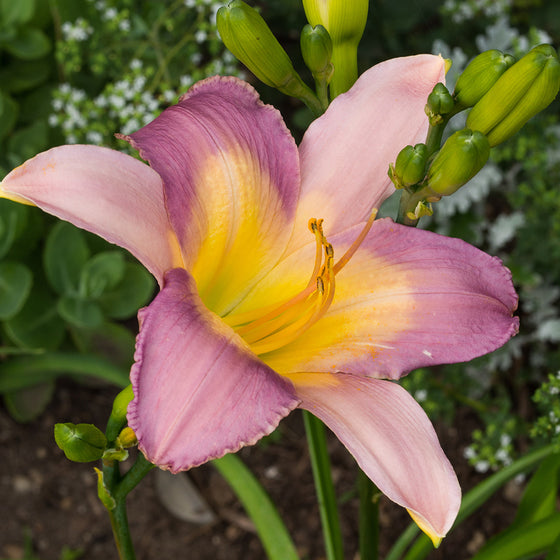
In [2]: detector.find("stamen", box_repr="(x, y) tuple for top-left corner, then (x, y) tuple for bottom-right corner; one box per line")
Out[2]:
(225, 210), (377, 355)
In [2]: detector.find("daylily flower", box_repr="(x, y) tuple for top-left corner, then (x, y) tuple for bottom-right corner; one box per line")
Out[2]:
(0, 54), (518, 544)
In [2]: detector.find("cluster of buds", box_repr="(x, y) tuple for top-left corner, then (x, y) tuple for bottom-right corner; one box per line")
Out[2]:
(216, 0), (369, 113)
(391, 44), (560, 224)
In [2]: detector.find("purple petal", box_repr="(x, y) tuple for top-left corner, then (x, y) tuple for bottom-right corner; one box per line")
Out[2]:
(289, 372), (461, 541)
(244, 218), (518, 378)
(128, 267), (300, 472)
(288, 54), (446, 250)
(0, 145), (179, 284)
(124, 77), (300, 315)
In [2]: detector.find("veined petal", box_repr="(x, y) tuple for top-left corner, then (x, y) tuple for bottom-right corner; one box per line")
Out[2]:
(0, 145), (179, 285)
(128, 267), (299, 473)
(241, 219), (518, 378)
(287, 372), (461, 542)
(288, 55), (446, 250)
(125, 76), (300, 316)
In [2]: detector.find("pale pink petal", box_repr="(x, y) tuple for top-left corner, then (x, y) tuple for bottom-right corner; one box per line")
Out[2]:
(128, 267), (299, 473)
(0, 145), (179, 284)
(288, 372), (461, 540)
(288, 55), (446, 250)
(124, 76), (300, 316)
(233, 219), (518, 378)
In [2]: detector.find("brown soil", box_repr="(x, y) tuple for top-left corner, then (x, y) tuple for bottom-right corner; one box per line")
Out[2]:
(1, 381), (520, 560)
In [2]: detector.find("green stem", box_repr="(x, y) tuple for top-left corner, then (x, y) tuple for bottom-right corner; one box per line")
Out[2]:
(303, 411), (344, 560)
(101, 453), (155, 560)
(359, 470), (379, 560)
(296, 83), (327, 118)
(329, 43), (359, 97)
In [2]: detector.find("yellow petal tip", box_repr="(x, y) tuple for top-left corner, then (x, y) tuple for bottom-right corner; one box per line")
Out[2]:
(407, 509), (444, 548)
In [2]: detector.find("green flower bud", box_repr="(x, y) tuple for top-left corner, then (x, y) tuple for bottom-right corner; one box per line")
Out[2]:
(454, 49), (517, 109)
(389, 143), (428, 188)
(467, 44), (560, 146)
(302, 0), (368, 47)
(426, 129), (490, 196)
(425, 83), (455, 125)
(54, 422), (107, 463)
(105, 384), (134, 442)
(301, 24), (333, 78)
(217, 1), (306, 97)
(302, 0), (368, 96)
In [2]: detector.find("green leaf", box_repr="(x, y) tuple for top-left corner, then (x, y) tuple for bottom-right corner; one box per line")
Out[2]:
(0, 90), (18, 141)
(58, 296), (104, 328)
(4, 380), (54, 422)
(0, 352), (130, 392)
(0, 0), (35, 26)
(513, 453), (560, 528)
(4, 27), (51, 59)
(213, 453), (299, 560)
(54, 422), (107, 462)
(44, 221), (90, 295)
(99, 262), (155, 319)
(7, 119), (49, 166)
(4, 287), (66, 350)
(0, 261), (32, 319)
(0, 58), (51, 93)
(70, 321), (135, 369)
(471, 513), (560, 560)
(81, 251), (125, 299)
(0, 198), (29, 258)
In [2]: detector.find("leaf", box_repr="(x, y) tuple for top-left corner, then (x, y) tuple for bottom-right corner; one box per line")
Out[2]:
(99, 262), (156, 319)
(0, 198), (29, 259)
(513, 453), (560, 529)
(3, 380), (55, 422)
(4, 287), (66, 350)
(4, 27), (51, 59)
(0, 90), (18, 141)
(58, 296), (104, 328)
(213, 453), (299, 560)
(0, 0), (35, 26)
(80, 251), (125, 299)
(0, 58), (51, 93)
(0, 261), (32, 319)
(471, 513), (560, 560)
(7, 119), (49, 166)
(44, 221), (90, 295)
(0, 352), (130, 393)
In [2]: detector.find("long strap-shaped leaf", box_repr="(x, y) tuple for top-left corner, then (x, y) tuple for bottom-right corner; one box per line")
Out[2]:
(213, 453), (300, 560)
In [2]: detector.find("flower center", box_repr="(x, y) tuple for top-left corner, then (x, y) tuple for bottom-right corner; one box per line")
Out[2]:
(224, 209), (378, 355)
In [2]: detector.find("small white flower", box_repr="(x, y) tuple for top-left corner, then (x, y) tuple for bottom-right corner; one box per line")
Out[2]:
(414, 389), (428, 402)
(474, 460), (490, 473)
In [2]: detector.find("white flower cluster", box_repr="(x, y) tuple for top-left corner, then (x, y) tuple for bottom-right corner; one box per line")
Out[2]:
(61, 18), (94, 42)
(442, 0), (512, 24)
(464, 432), (514, 473)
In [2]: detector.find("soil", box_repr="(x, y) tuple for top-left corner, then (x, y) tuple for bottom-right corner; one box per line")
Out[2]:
(1, 381), (521, 560)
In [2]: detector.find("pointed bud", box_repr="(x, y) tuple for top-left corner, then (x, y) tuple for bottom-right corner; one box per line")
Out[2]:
(425, 83), (455, 125)
(426, 129), (490, 196)
(217, 1), (307, 97)
(454, 49), (517, 109)
(54, 422), (107, 463)
(389, 144), (428, 188)
(302, 0), (368, 47)
(105, 384), (134, 442)
(467, 44), (560, 146)
(301, 24), (333, 79)
(116, 427), (138, 449)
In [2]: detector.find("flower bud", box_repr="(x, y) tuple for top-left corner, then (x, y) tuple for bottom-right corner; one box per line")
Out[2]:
(425, 83), (455, 125)
(301, 24), (333, 78)
(389, 144), (428, 188)
(302, 0), (368, 47)
(54, 422), (107, 463)
(217, 1), (306, 97)
(454, 49), (517, 109)
(466, 44), (560, 146)
(105, 384), (134, 442)
(116, 426), (138, 449)
(426, 129), (490, 196)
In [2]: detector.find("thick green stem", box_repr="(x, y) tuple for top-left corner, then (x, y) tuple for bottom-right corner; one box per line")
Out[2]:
(329, 43), (359, 98)
(107, 496), (136, 560)
(359, 470), (379, 560)
(303, 411), (344, 560)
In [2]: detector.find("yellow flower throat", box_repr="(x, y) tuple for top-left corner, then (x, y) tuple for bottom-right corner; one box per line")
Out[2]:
(225, 210), (378, 355)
